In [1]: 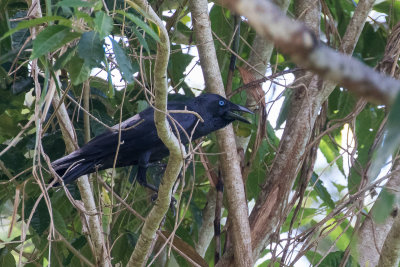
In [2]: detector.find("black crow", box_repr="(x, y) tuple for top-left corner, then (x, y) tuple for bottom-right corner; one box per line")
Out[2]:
(52, 93), (253, 190)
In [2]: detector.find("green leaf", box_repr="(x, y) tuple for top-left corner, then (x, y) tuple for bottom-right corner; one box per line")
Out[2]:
(374, 1), (400, 28)
(53, 209), (68, 236)
(320, 135), (344, 174)
(169, 44), (194, 86)
(66, 55), (91, 85)
(31, 25), (80, 59)
(56, 0), (96, 8)
(110, 38), (134, 83)
(135, 100), (148, 113)
(0, 248), (15, 267)
(130, 25), (150, 54)
(319, 251), (358, 267)
(209, 5), (233, 80)
(310, 172), (335, 209)
(1, 16), (72, 40)
(94, 11), (113, 39)
(77, 31), (104, 68)
(63, 236), (87, 265)
(25, 198), (50, 235)
(54, 46), (77, 70)
(282, 207), (317, 232)
(0, 10), (12, 53)
(305, 250), (323, 266)
(328, 88), (357, 121)
(348, 105), (384, 193)
(369, 93), (400, 180)
(116, 11), (160, 43)
(75, 10), (94, 25)
(372, 188), (395, 223)
(276, 89), (292, 129)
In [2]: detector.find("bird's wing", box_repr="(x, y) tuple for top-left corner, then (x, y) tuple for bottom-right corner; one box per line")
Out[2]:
(52, 102), (200, 180)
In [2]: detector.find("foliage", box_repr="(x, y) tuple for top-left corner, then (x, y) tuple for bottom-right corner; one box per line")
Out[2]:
(0, 0), (399, 266)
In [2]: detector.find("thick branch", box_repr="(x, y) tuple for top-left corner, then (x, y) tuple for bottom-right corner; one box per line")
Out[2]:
(378, 213), (400, 267)
(358, 22), (400, 267)
(189, 0), (253, 266)
(217, 0), (377, 263)
(222, 0), (400, 105)
(126, 0), (185, 266)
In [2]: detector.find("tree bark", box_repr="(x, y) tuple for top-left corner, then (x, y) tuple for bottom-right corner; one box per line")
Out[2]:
(126, 0), (185, 266)
(218, 0), (377, 263)
(189, 0), (253, 266)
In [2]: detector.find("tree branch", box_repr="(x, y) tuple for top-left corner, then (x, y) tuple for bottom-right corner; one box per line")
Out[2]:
(189, 0), (253, 266)
(217, 0), (378, 263)
(126, 0), (185, 266)
(221, 0), (400, 105)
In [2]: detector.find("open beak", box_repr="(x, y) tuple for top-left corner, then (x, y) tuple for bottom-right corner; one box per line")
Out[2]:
(224, 104), (254, 124)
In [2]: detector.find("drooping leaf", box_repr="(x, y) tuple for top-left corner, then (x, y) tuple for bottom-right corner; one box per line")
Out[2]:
(63, 236), (87, 265)
(110, 38), (134, 83)
(169, 44), (194, 88)
(130, 25), (150, 54)
(372, 188), (396, 223)
(56, 0), (96, 8)
(53, 209), (68, 236)
(31, 25), (80, 59)
(368, 93), (400, 181)
(94, 11), (113, 39)
(0, 248), (15, 267)
(116, 11), (160, 43)
(320, 135), (344, 175)
(77, 31), (105, 68)
(282, 207), (317, 232)
(276, 88), (292, 129)
(66, 55), (91, 85)
(374, 1), (400, 28)
(348, 105), (385, 193)
(1, 16), (71, 40)
(54, 46), (77, 70)
(24, 197), (51, 235)
(319, 251), (357, 267)
(310, 172), (335, 209)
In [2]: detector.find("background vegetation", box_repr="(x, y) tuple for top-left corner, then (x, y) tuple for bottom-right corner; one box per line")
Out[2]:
(1, 0), (400, 266)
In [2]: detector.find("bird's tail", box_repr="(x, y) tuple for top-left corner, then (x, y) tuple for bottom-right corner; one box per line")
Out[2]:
(52, 152), (95, 185)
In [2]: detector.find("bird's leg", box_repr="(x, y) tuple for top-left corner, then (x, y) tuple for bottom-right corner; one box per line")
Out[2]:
(136, 166), (158, 192)
(137, 152), (178, 215)
(137, 151), (158, 192)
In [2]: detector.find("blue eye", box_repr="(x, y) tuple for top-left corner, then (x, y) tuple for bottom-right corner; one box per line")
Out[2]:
(219, 100), (225, 106)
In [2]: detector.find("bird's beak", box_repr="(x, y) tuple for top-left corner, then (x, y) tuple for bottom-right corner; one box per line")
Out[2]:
(224, 104), (254, 124)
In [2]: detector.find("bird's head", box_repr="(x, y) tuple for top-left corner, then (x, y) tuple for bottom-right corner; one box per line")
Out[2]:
(188, 94), (254, 135)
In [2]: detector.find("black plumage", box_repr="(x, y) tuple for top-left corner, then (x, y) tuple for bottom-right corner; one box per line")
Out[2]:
(52, 93), (253, 190)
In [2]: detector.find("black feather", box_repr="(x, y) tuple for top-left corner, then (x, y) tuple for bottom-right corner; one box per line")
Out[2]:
(51, 93), (253, 189)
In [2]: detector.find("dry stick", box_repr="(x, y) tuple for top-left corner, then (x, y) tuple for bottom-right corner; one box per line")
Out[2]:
(227, 68), (300, 98)
(23, 4), (58, 264)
